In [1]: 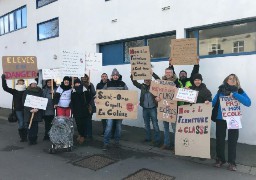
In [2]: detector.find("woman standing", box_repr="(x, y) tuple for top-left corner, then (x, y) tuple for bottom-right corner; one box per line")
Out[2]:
(42, 79), (57, 140)
(213, 74), (251, 171)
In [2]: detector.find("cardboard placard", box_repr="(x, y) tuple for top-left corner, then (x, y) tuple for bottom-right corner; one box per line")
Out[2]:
(85, 53), (102, 73)
(219, 96), (241, 120)
(2, 56), (38, 79)
(175, 103), (212, 159)
(156, 80), (177, 122)
(170, 38), (198, 65)
(24, 95), (48, 110)
(129, 46), (152, 80)
(42, 68), (62, 80)
(174, 88), (198, 103)
(95, 90), (138, 119)
(61, 50), (85, 77)
(150, 79), (176, 96)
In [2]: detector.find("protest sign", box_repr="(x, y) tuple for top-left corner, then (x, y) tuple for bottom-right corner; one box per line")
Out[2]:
(175, 103), (212, 159)
(150, 79), (176, 96)
(85, 53), (102, 73)
(170, 38), (198, 65)
(219, 96), (242, 129)
(2, 56), (38, 79)
(129, 46), (152, 80)
(157, 80), (177, 122)
(42, 68), (62, 80)
(95, 90), (138, 119)
(24, 95), (48, 110)
(174, 88), (198, 103)
(61, 50), (85, 77)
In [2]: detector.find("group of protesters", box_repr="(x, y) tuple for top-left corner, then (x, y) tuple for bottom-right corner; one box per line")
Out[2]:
(1, 57), (251, 172)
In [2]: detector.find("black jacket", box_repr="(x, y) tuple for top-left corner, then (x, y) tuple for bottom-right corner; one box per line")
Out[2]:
(96, 79), (109, 90)
(190, 83), (212, 103)
(2, 78), (25, 111)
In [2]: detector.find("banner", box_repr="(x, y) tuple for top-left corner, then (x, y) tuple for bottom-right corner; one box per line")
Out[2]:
(2, 56), (38, 79)
(174, 88), (198, 103)
(157, 80), (177, 122)
(85, 53), (102, 73)
(42, 68), (62, 80)
(175, 103), (212, 159)
(129, 46), (152, 80)
(170, 38), (198, 65)
(219, 96), (242, 129)
(61, 50), (85, 77)
(96, 90), (138, 119)
(24, 95), (48, 110)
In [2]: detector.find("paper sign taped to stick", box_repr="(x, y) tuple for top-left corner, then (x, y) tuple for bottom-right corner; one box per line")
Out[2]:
(170, 38), (198, 65)
(174, 88), (198, 103)
(175, 103), (212, 159)
(95, 90), (138, 119)
(61, 50), (85, 77)
(42, 69), (62, 80)
(24, 95), (48, 110)
(85, 53), (102, 73)
(2, 56), (38, 79)
(219, 96), (241, 120)
(129, 46), (152, 80)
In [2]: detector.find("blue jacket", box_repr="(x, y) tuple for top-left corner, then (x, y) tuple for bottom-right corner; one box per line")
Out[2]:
(212, 90), (251, 120)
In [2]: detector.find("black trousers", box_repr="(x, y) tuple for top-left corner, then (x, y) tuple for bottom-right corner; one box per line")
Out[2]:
(75, 116), (86, 137)
(27, 121), (38, 142)
(216, 120), (239, 165)
(44, 115), (54, 137)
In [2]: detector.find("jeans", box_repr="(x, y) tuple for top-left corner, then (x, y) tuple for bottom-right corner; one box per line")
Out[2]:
(142, 107), (160, 143)
(104, 119), (122, 145)
(16, 111), (24, 129)
(101, 119), (107, 134)
(163, 121), (176, 147)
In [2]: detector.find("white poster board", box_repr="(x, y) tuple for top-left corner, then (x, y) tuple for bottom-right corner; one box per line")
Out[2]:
(42, 69), (62, 80)
(85, 53), (102, 73)
(174, 88), (198, 103)
(24, 95), (48, 110)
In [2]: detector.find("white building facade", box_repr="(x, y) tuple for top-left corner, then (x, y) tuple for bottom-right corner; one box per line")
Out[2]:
(0, 0), (255, 144)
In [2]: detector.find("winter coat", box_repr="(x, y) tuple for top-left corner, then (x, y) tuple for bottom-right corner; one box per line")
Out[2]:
(22, 86), (43, 123)
(53, 85), (72, 108)
(103, 79), (128, 90)
(42, 86), (56, 116)
(2, 78), (25, 111)
(190, 83), (212, 103)
(96, 79), (109, 90)
(71, 86), (92, 118)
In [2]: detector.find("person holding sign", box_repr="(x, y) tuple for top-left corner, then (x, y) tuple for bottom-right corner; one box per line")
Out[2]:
(71, 78), (92, 144)
(22, 79), (43, 145)
(130, 72), (161, 146)
(102, 68), (128, 150)
(213, 74), (251, 171)
(1, 74), (27, 142)
(54, 76), (72, 117)
(42, 79), (57, 140)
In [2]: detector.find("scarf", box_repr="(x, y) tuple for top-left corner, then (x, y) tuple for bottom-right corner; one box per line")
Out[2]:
(218, 83), (238, 96)
(15, 84), (26, 91)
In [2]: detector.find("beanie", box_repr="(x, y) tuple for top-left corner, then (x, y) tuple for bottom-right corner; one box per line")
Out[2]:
(193, 73), (203, 81)
(74, 78), (81, 84)
(111, 68), (120, 76)
(63, 76), (71, 82)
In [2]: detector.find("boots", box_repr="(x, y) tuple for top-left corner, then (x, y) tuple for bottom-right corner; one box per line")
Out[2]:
(28, 136), (37, 145)
(18, 129), (27, 142)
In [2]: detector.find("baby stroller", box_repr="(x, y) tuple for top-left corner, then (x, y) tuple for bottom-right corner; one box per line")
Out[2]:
(48, 116), (74, 154)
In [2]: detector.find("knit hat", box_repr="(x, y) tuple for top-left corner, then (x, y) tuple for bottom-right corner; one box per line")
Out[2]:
(63, 76), (71, 82)
(111, 68), (120, 76)
(193, 73), (203, 81)
(179, 70), (187, 75)
(29, 79), (37, 85)
(74, 78), (81, 85)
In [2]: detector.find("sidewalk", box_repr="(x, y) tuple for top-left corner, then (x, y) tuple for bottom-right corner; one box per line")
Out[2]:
(0, 107), (255, 176)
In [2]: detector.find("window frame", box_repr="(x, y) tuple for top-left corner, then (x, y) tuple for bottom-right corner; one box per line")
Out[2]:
(36, 0), (58, 9)
(233, 40), (244, 53)
(99, 31), (176, 66)
(37, 17), (59, 41)
(186, 17), (256, 59)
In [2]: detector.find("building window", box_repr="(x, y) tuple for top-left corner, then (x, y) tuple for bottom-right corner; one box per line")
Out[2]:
(0, 6), (27, 36)
(187, 18), (256, 57)
(233, 41), (244, 53)
(37, 17), (59, 41)
(99, 32), (176, 65)
(37, 0), (58, 8)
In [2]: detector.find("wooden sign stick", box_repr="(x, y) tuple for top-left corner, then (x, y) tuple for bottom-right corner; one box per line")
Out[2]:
(28, 112), (35, 129)
(72, 77), (74, 90)
(51, 79), (54, 99)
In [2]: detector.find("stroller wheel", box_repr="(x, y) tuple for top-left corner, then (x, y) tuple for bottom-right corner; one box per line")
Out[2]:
(49, 148), (56, 154)
(67, 147), (72, 152)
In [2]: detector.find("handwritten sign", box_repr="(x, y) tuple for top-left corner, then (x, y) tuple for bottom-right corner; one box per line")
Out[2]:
(150, 79), (176, 96)
(170, 38), (198, 65)
(2, 56), (38, 79)
(156, 80), (177, 122)
(174, 88), (198, 103)
(42, 69), (62, 80)
(61, 50), (85, 77)
(24, 95), (48, 110)
(219, 96), (242, 129)
(175, 103), (212, 159)
(95, 90), (138, 119)
(129, 46), (152, 80)
(85, 53), (102, 73)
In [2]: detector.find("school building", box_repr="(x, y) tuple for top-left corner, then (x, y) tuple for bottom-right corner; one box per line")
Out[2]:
(0, 0), (255, 145)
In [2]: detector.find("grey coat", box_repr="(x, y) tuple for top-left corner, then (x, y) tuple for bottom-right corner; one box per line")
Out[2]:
(42, 87), (56, 116)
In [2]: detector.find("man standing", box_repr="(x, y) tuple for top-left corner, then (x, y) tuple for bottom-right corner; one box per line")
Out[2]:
(130, 72), (161, 146)
(102, 68), (128, 150)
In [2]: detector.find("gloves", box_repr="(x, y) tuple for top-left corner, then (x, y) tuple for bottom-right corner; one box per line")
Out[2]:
(30, 108), (38, 113)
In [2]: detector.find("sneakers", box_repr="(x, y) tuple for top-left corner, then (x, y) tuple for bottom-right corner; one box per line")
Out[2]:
(214, 160), (226, 168)
(102, 144), (109, 151)
(227, 163), (237, 171)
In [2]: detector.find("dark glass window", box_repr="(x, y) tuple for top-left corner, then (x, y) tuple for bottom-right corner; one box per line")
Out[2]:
(37, 18), (59, 41)
(37, 0), (58, 8)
